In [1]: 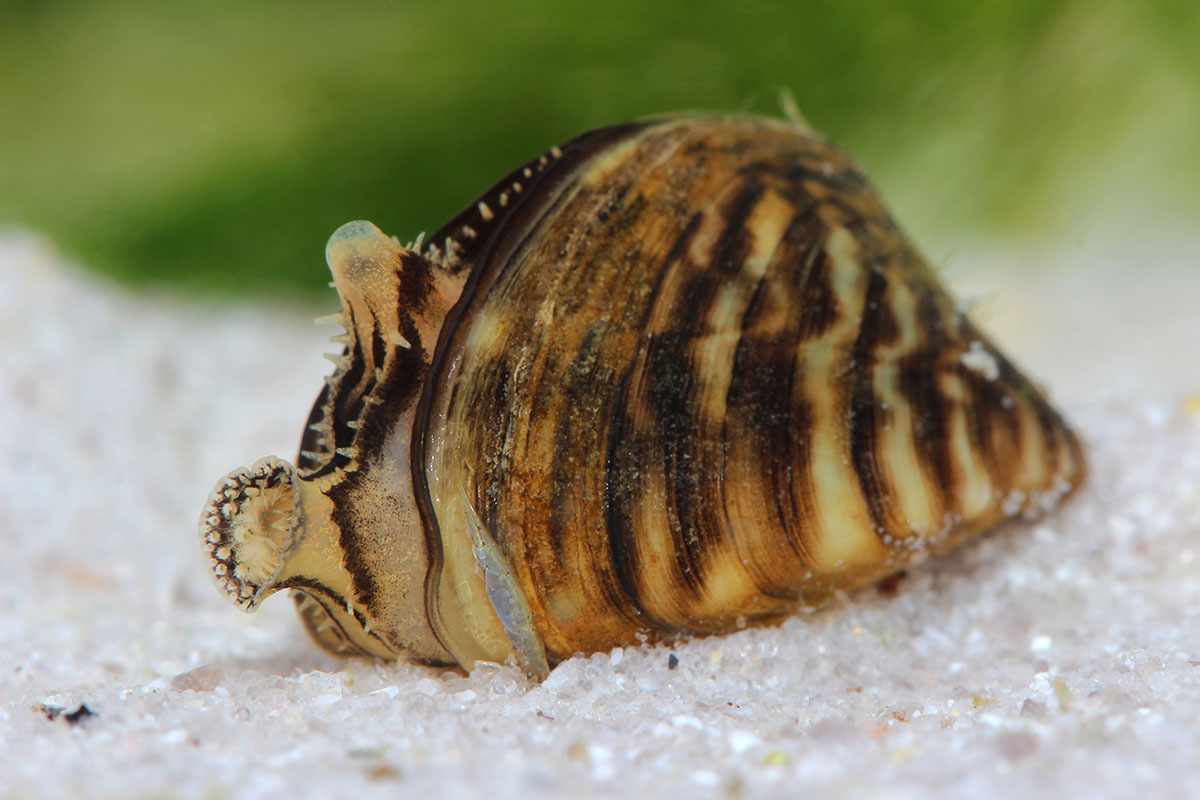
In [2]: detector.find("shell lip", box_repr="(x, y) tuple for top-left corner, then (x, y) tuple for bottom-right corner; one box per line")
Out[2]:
(198, 456), (302, 612)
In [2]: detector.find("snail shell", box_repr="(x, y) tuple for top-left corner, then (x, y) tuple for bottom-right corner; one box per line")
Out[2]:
(200, 113), (1085, 678)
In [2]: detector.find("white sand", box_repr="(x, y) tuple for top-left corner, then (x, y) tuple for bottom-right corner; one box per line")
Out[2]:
(1, 230), (1198, 799)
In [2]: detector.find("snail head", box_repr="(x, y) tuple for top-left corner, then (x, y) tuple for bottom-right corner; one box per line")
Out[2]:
(197, 219), (465, 665)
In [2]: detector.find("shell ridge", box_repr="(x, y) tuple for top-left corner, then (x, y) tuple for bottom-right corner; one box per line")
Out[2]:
(292, 592), (365, 656)
(420, 120), (656, 275)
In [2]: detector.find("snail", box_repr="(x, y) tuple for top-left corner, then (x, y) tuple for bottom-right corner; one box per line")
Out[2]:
(200, 112), (1085, 678)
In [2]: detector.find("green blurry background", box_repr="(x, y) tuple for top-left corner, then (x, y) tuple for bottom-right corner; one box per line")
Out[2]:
(1, 1), (1197, 299)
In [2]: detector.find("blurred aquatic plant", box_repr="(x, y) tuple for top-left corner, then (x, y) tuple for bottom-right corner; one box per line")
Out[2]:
(1, 0), (1196, 297)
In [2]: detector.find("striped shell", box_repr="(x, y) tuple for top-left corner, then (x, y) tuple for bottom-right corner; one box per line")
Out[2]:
(200, 113), (1085, 678)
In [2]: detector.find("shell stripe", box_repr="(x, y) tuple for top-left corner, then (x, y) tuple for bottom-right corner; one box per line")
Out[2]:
(848, 261), (900, 541)
(902, 282), (960, 516)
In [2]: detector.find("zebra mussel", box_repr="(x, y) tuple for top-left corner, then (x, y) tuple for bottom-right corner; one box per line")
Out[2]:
(200, 112), (1084, 678)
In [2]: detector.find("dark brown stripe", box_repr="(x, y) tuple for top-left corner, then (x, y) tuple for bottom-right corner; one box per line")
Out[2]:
(643, 330), (708, 595)
(710, 183), (767, 276)
(297, 338), (364, 482)
(897, 283), (958, 517)
(737, 205), (828, 340)
(819, 194), (900, 240)
(662, 181), (765, 333)
(622, 180), (769, 605)
(325, 479), (382, 610)
(726, 337), (818, 571)
(848, 260), (899, 537)
(369, 310), (387, 372)
(670, 183), (769, 589)
(957, 366), (1003, 491)
(951, 327), (1008, 497)
(796, 245), (841, 342)
(960, 321), (1034, 496)
(393, 249), (435, 319)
